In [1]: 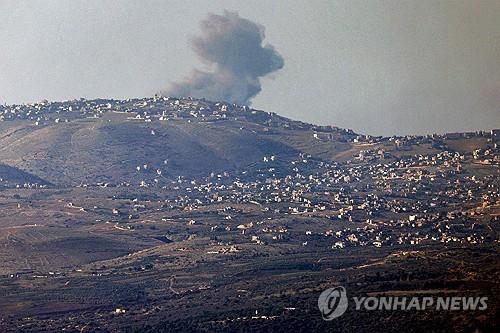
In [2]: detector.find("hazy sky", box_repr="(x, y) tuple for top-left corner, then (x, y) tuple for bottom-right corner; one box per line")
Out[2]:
(1, 0), (499, 135)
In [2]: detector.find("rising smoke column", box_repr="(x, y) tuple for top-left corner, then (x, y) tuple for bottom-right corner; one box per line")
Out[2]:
(164, 11), (284, 105)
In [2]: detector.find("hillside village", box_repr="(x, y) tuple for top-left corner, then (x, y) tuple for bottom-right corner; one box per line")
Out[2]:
(0, 97), (498, 332)
(0, 98), (498, 252)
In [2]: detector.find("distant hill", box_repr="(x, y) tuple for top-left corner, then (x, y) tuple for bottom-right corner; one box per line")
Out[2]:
(0, 97), (495, 187)
(0, 98), (358, 186)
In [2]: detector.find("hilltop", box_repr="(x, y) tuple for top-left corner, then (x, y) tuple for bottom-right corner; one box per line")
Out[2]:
(0, 97), (358, 186)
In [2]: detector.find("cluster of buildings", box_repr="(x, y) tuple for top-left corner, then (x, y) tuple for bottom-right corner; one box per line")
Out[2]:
(0, 97), (316, 131)
(1, 97), (498, 251)
(99, 139), (497, 252)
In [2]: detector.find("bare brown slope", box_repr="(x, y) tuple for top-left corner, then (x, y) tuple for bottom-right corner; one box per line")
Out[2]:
(0, 112), (354, 186)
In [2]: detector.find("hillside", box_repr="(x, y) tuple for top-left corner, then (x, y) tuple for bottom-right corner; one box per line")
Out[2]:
(0, 97), (496, 188)
(0, 98), (358, 186)
(0, 163), (50, 188)
(0, 97), (498, 332)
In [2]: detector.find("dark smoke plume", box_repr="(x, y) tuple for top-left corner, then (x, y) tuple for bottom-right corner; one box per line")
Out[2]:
(164, 11), (284, 105)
